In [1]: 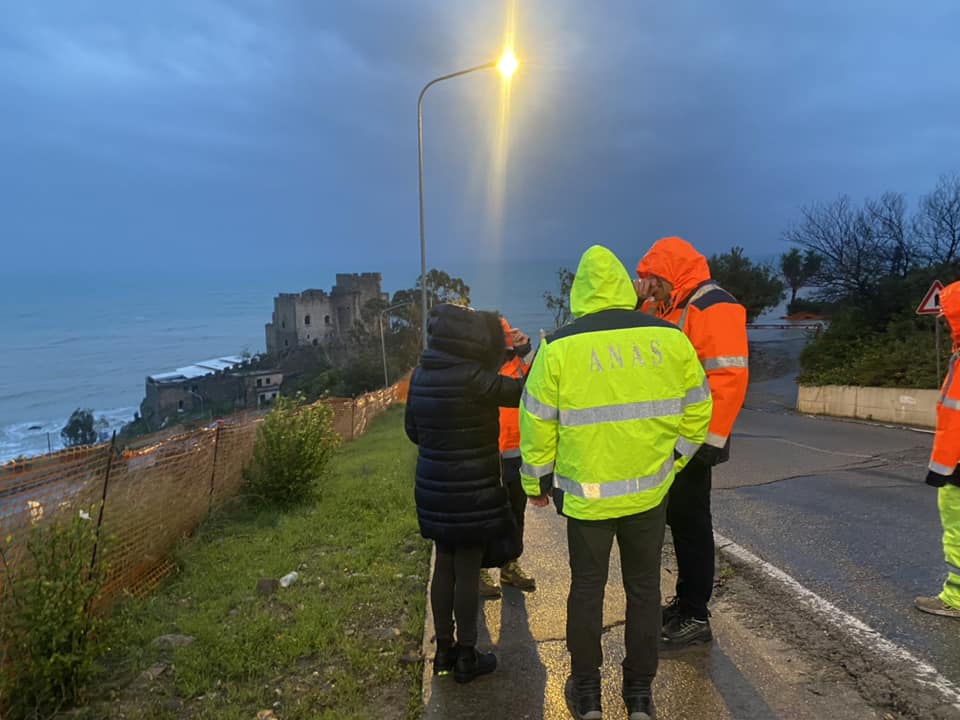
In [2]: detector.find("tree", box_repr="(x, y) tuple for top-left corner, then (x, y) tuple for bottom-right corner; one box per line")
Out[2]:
(914, 174), (960, 265)
(784, 195), (890, 302)
(543, 267), (575, 329)
(320, 268), (471, 396)
(707, 247), (784, 322)
(779, 248), (823, 304)
(866, 191), (918, 278)
(391, 268), (471, 340)
(61, 409), (98, 447)
(417, 269), (470, 307)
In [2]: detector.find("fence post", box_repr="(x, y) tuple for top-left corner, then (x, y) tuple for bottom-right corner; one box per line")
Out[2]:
(89, 432), (117, 577)
(208, 421), (223, 514)
(351, 399), (356, 441)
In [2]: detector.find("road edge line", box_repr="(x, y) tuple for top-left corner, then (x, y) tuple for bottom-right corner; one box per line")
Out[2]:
(715, 531), (960, 710)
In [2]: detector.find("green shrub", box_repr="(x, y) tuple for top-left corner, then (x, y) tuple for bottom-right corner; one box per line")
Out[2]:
(0, 508), (105, 718)
(243, 394), (342, 506)
(798, 306), (950, 388)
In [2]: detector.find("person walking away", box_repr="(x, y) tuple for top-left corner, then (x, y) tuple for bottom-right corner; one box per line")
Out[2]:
(479, 316), (537, 598)
(635, 236), (749, 651)
(915, 279), (960, 619)
(520, 245), (712, 720)
(405, 304), (525, 682)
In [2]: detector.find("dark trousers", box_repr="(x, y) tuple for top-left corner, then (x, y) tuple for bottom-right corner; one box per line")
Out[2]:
(566, 500), (667, 682)
(432, 543), (483, 648)
(502, 455), (527, 559)
(666, 459), (714, 620)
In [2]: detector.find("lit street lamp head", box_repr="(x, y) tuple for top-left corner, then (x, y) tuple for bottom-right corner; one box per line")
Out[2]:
(497, 49), (519, 78)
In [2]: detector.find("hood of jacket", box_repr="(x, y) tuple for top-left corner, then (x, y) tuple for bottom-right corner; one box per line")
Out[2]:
(942, 280), (960, 345)
(570, 245), (638, 319)
(636, 236), (712, 307)
(424, 303), (504, 370)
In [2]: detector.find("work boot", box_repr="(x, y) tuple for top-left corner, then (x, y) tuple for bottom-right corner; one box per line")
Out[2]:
(623, 679), (656, 720)
(565, 675), (602, 720)
(915, 596), (960, 619)
(660, 596), (681, 629)
(479, 568), (502, 599)
(500, 559), (536, 591)
(453, 645), (497, 684)
(433, 640), (456, 677)
(660, 614), (713, 651)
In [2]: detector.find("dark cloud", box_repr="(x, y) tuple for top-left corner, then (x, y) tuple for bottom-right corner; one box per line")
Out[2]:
(2, 1), (959, 274)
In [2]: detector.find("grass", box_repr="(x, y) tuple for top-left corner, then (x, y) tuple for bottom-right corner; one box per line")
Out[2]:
(76, 406), (429, 720)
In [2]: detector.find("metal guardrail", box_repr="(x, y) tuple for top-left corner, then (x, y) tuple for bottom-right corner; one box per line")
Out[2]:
(747, 323), (825, 330)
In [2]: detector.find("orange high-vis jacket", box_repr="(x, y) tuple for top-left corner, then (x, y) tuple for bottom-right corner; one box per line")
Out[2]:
(637, 237), (749, 456)
(498, 354), (528, 456)
(929, 281), (960, 481)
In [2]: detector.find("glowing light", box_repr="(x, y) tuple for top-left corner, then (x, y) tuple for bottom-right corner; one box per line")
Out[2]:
(497, 49), (519, 78)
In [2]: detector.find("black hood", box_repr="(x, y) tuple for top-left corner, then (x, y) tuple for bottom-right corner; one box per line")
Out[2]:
(424, 304), (504, 370)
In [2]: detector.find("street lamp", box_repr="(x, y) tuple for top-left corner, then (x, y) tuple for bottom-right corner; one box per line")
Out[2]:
(379, 301), (413, 387)
(417, 48), (519, 349)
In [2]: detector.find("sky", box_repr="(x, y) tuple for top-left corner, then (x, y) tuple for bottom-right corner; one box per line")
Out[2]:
(3, 0), (960, 276)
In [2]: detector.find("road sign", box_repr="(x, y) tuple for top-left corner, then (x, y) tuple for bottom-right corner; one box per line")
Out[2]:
(917, 280), (944, 315)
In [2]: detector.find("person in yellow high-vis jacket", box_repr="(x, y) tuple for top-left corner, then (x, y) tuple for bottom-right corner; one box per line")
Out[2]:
(520, 245), (712, 720)
(915, 279), (960, 619)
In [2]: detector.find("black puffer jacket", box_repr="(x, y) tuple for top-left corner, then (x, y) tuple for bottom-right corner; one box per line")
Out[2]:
(404, 304), (524, 545)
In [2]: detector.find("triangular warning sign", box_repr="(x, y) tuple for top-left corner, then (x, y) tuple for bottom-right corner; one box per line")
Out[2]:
(917, 280), (945, 315)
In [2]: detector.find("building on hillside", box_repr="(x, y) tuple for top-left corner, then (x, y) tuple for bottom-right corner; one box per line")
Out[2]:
(264, 273), (387, 354)
(140, 356), (284, 428)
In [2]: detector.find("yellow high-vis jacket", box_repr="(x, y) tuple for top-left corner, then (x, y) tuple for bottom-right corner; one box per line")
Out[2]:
(520, 245), (712, 521)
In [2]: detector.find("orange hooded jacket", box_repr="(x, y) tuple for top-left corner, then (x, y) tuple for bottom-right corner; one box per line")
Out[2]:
(928, 280), (960, 485)
(637, 237), (748, 461)
(497, 317), (528, 456)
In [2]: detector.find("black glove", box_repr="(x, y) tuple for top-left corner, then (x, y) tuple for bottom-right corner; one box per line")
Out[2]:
(693, 444), (723, 467)
(926, 470), (949, 487)
(539, 473), (554, 497)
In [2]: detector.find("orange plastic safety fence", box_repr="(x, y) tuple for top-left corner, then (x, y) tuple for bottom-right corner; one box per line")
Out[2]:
(0, 377), (407, 611)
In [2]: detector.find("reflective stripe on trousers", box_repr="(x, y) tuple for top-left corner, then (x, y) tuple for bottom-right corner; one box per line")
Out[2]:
(940, 485), (960, 609)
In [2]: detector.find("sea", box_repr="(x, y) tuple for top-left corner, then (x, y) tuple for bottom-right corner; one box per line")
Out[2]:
(0, 261), (567, 463)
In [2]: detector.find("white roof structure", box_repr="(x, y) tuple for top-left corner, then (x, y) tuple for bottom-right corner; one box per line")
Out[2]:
(148, 355), (246, 384)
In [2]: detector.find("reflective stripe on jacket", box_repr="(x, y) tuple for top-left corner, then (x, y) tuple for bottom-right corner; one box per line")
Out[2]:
(498, 355), (528, 453)
(520, 245), (713, 521)
(637, 237), (748, 451)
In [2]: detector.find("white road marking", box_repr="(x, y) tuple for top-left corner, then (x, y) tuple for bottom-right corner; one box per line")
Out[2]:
(715, 532), (960, 710)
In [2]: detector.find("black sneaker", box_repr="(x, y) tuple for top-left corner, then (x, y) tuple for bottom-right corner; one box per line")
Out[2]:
(623, 679), (655, 720)
(454, 646), (497, 684)
(565, 674), (602, 720)
(433, 642), (456, 677)
(660, 615), (712, 652)
(661, 597), (681, 629)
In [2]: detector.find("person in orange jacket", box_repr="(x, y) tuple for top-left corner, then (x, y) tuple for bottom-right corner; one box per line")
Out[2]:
(479, 316), (537, 598)
(635, 236), (749, 649)
(915, 280), (960, 619)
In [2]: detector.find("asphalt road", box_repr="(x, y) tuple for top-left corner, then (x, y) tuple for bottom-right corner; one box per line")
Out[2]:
(714, 398), (960, 689)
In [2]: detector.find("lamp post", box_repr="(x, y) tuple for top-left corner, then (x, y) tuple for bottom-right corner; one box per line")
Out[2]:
(379, 301), (413, 387)
(417, 49), (519, 349)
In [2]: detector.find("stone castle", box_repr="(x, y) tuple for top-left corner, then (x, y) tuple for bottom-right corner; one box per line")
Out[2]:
(265, 273), (387, 354)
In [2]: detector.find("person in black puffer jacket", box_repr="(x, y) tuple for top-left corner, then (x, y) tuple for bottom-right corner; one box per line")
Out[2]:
(405, 303), (524, 684)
